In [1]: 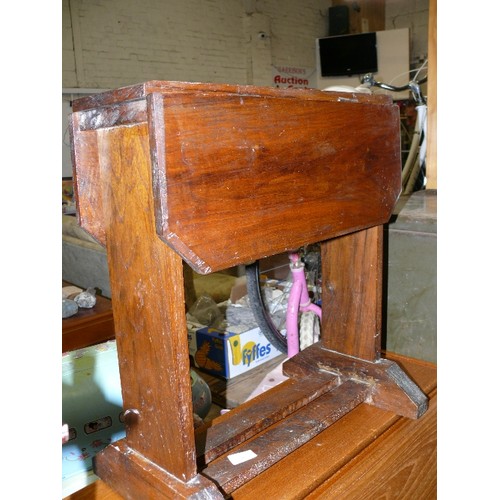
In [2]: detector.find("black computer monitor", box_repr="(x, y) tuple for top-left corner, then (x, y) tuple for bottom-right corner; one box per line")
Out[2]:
(319, 32), (378, 77)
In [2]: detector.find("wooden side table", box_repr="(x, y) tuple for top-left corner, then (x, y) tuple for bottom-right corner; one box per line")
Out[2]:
(62, 281), (114, 352)
(69, 81), (428, 498)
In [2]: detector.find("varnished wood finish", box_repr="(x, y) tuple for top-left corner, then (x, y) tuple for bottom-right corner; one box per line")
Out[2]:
(232, 353), (436, 500)
(148, 89), (401, 273)
(201, 379), (369, 493)
(70, 114), (104, 245)
(283, 342), (427, 419)
(305, 392), (437, 499)
(71, 81), (401, 272)
(71, 80), (392, 113)
(320, 226), (384, 360)
(93, 440), (223, 499)
(65, 353), (436, 500)
(196, 373), (340, 465)
(69, 81), (424, 498)
(94, 124), (199, 483)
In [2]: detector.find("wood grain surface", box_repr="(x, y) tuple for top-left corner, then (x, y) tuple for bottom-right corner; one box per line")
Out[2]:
(94, 123), (198, 482)
(148, 90), (401, 273)
(321, 226), (383, 360)
(71, 81), (401, 273)
(65, 353), (436, 500)
(68, 81), (410, 498)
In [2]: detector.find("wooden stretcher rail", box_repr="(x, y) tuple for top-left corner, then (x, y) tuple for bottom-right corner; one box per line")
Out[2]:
(65, 353), (437, 500)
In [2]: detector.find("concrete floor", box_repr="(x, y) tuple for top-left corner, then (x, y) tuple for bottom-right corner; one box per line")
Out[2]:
(384, 189), (437, 363)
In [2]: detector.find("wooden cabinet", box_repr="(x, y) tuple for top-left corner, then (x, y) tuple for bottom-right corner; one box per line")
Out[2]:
(62, 282), (114, 352)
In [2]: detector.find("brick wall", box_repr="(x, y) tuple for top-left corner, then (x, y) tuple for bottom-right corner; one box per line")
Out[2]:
(62, 0), (77, 87)
(62, 0), (332, 89)
(385, 0), (429, 67)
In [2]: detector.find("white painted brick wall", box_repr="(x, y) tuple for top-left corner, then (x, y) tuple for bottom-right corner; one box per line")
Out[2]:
(63, 1), (429, 90)
(386, 0), (429, 66)
(264, 0), (331, 67)
(63, 0), (331, 89)
(62, 0), (77, 87)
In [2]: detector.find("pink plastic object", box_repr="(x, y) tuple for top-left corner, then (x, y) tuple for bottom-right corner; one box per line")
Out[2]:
(285, 253), (322, 357)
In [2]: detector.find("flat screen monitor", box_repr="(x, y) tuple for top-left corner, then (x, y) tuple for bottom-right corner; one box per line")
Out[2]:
(319, 32), (378, 77)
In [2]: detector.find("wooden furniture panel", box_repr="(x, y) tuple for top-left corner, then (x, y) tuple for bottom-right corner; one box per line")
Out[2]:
(233, 353), (436, 499)
(426, 0), (437, 189)
(148, 90), (401, 273)
(306, 392), (437, 499)
(321, 225), (383, 359)
(65, 353), (436, 500)
(69, 81), (427, 499)
(71, 80), (400, 273)
(97, 123), (198, 482)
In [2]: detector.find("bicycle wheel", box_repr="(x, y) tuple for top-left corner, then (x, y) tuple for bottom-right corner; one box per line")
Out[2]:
(245, 261), (288, 354)
(245, 251), (322, 355)
(299, 310), (321, 350)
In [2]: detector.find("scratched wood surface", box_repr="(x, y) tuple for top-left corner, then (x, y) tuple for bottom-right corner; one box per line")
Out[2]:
(71, 81), (401, 274)
(70, 80), (393, 113)
(283, 342), (428, 419)
(68, 81), (405, 498)
(93, 123), (198, 482)
(195, 372), (341, 466)
(201, 379), (369, 493)
(148, 89), (401, 273)
(320, 225), (384, 360)
(65, 353), (436, 500)
(231, 352), (437, 500)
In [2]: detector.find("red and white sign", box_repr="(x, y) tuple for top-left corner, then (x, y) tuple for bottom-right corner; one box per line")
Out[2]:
(272, 66), (316, 89)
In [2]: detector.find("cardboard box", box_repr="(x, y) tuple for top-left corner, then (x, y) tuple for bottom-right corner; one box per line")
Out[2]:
(193, 326), (282, 378)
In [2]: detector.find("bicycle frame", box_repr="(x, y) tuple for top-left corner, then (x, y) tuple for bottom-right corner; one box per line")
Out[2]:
(402, 102), (427, 194)
(285, 252), (322, 357)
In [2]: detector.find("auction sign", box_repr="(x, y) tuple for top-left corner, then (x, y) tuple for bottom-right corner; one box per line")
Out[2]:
(272, 66), (316, 89)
